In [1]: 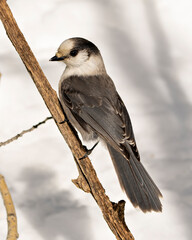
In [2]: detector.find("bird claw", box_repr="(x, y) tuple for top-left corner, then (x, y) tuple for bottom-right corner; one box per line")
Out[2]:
(79, 141), (99, 160)
(59, 118), (69, 124)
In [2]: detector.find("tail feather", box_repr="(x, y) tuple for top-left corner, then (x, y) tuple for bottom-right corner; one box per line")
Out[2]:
(107, 144), (162, 212)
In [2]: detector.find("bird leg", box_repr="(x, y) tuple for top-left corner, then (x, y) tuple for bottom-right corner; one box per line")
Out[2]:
(59, 113), (69, 124)
(79, 141), (99, 160)
(59, 118), (69, 124)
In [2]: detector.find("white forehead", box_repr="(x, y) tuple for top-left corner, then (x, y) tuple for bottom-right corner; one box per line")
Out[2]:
(57, 39), (74, 56)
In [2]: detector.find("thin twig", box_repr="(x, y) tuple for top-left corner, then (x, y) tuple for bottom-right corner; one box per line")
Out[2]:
(0, 175), (19, 240)
(0, 117), (53, 147)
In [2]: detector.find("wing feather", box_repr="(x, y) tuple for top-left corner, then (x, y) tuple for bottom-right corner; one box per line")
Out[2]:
(60, 75), (139, 159)
(59, 75), (162, 212)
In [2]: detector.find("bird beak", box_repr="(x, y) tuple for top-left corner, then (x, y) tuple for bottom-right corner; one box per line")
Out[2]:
(49, 55), (65, 61)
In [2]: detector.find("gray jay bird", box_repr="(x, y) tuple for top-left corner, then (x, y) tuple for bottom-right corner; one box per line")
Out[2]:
(50, 37), (162, 212)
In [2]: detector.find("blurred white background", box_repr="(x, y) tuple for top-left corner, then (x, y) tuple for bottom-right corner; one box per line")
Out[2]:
(0, 0), (192, 239)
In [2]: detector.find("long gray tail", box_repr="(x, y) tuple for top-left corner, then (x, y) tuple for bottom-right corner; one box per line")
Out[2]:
(107, 144), (162, 212)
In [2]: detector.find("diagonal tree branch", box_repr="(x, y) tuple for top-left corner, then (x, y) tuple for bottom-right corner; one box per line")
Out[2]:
(0, 1), (134, 239)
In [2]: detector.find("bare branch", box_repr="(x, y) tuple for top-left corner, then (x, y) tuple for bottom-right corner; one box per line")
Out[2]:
(0, 175), (19, 240)
(0, 117), (52, 147)
(0, 1), (134, 239)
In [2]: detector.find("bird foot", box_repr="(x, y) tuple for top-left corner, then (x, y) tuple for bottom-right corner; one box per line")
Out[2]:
(79, 141), (99, 160)
(59, 118), (69, 124)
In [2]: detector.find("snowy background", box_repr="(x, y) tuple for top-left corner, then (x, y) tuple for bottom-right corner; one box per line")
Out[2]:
(0, 0), (192, 239)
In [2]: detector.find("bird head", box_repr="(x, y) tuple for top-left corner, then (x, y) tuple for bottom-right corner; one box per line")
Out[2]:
(50, 37), (101, 67)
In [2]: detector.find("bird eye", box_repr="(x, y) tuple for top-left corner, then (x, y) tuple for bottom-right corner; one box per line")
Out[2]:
(70, 49), (78, 57)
